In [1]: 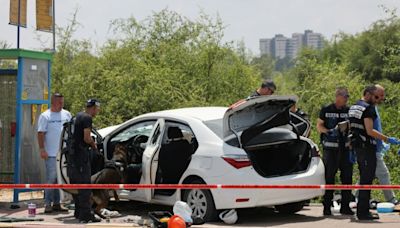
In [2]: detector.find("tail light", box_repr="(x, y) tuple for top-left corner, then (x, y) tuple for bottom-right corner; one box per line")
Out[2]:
(222, 155), (251, 169)
(311, 146), (320, 157)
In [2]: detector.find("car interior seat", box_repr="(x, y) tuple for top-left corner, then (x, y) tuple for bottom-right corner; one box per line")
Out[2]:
(158, 126), (193, 184)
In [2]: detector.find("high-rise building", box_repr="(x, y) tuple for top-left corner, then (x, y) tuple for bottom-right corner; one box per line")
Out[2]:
(304, 30), (323, 49)
(259, 30), (323, 59)
(287, 33), (303, 59)
(259, 38), (272, 56)
(272, 34), (287, 59)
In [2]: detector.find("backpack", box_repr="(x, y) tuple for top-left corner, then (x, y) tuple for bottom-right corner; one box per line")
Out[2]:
(61, 116), (76, 159)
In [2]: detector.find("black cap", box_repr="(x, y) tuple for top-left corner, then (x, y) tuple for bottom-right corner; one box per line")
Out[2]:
(261, 79), (276, 91)
(86, 98), (100, 107)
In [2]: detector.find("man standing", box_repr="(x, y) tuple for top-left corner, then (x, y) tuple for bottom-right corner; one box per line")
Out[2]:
(370, 85), (398, 204)
(248, 79), (276, 98)
(349, 85), (400, 220)
(37, 93), (71, 213)
(69, 99), (101, 223)
(317, 87), (353, 216)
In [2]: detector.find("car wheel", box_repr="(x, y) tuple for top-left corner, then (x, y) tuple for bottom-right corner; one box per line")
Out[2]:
(182, 180), (217, 222)
(275, 201), (305, 214)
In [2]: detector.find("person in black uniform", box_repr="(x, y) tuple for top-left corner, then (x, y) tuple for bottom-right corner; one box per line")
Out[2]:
(317, 87), (354, 216)
(349, 85), (400, 220)
(69, 99), (101, 223)
(248, 79), (276, 98)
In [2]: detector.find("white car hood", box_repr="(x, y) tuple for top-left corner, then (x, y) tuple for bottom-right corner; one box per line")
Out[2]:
(97, 124), (121, 138)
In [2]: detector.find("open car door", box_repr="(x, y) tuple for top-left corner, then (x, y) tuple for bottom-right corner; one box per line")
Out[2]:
(142, 118), (166, 201)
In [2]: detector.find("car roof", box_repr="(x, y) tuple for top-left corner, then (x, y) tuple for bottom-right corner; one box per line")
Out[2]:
(141, 106), (227, 121)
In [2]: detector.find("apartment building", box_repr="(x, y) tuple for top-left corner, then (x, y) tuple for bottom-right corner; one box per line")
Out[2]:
(259, 30), (323, 59)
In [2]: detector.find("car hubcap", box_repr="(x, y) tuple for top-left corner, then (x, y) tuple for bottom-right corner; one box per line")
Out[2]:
(186, 189), (207, 218)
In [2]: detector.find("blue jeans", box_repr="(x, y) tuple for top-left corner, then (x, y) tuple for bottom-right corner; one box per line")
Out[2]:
(45, 157), (60, 205)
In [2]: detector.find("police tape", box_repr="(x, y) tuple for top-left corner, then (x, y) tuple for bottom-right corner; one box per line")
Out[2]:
(1, 184), (400, 190)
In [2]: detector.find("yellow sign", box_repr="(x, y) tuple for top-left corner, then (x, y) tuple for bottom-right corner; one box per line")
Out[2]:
(22, 90), (28, 100)
(9, 0), (27, 27)
(36, 0), (53, 32)
(32, 105), (37, 125)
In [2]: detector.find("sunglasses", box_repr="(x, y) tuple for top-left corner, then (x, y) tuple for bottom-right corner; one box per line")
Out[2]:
(338, 93), (349, 98)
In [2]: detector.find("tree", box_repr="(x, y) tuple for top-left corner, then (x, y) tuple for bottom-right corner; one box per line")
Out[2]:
(251, 54), (275, 79)
(52, 9), (260, 127)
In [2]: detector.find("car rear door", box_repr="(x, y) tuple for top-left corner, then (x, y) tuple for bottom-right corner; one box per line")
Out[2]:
(142, 118), (166, 201)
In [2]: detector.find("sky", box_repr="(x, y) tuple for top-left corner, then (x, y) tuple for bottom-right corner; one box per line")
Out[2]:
(1, 0), (399, 55)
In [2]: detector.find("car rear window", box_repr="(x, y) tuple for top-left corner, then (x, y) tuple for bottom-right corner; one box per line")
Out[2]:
(203, 118), (223, 138)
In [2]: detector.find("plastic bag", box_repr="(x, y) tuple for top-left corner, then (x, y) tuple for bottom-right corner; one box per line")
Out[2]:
(173, 201), (193, 224)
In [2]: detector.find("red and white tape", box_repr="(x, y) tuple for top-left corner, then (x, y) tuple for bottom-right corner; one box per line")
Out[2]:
(1, 184), (400, 190)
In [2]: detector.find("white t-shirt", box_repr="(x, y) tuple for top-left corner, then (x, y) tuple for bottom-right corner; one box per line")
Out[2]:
(37, 109), (72, 157)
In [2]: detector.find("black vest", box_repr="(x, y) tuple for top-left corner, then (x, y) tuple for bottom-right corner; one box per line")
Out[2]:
(319, 104), (349, 149)
(348, 100), (377, 148)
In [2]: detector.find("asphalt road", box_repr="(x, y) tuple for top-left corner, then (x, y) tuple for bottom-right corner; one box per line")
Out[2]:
(1, 199), (400, 227)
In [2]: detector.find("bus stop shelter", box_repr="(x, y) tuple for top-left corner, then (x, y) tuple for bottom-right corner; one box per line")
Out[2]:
(0, 49), (52, 202)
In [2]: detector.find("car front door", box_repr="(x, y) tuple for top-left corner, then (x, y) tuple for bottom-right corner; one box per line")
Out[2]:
(142, 118), (165, 201)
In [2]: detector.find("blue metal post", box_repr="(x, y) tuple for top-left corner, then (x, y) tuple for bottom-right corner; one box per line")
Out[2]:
(13, 57), (24, 203)
(48, 60), (52, 96)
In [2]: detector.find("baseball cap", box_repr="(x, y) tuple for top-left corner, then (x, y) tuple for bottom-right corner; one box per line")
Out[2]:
(86, 98), (100, 107)
(261, 79), (276, 92)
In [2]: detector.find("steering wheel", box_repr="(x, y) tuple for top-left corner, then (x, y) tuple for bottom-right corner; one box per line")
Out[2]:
(128, 135), (149, 163)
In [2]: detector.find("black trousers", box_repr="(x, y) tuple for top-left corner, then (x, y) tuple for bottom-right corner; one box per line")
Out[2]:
(69, 161), (92, 220)
(322, 148), (353, 208)
(354, 146), (376, 216)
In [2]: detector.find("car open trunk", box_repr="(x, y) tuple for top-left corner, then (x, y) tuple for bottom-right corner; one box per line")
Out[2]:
(224, 96), (312, 177)
(243, 128), (312, 177)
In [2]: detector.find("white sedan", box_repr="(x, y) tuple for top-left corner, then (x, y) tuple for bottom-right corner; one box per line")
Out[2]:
(58, 95), (325, 221)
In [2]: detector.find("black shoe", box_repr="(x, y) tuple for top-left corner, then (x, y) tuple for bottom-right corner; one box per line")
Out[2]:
(357, 212), (379, 220)
(79, 217), (101, 223)
(340, 207), (355, 215)
(74, 211), (80, 219)
(323, 207), (332, 216)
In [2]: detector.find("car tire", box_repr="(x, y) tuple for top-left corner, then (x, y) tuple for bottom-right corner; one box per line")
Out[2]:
(182, 180), (217, 222)
(275, 201), (305, 214)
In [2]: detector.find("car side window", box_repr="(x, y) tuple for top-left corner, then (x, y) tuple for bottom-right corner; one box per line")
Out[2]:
(164, 122), (198, 152)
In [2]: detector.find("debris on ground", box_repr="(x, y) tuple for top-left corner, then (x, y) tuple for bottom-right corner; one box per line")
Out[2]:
(0, 216), (44, 222)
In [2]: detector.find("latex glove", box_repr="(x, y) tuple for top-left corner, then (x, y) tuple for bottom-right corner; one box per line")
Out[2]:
(387, 137), (400, 145)
(381, 142), (390, 154)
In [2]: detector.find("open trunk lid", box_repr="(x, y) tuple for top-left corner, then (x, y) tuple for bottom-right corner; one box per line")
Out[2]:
(223, 95), (298, 147)
(223, 95), (314, 178)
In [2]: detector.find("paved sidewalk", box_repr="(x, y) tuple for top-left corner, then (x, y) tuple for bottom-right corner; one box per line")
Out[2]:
(1, 199), (400, 227)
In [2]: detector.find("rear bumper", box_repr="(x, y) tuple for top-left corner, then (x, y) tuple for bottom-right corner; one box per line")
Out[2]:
(209, 157), (325, 210)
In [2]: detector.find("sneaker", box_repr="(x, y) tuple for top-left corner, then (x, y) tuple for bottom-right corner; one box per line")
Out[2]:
(79, 216), (101, 223)
(52, 204), (68, 212)
(44, 205), (53, 213)
(391, 199), (399, 205)
(357, 212), (379, 220)
(323, 207), (332, 216)
(340, 207), (355, 215)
